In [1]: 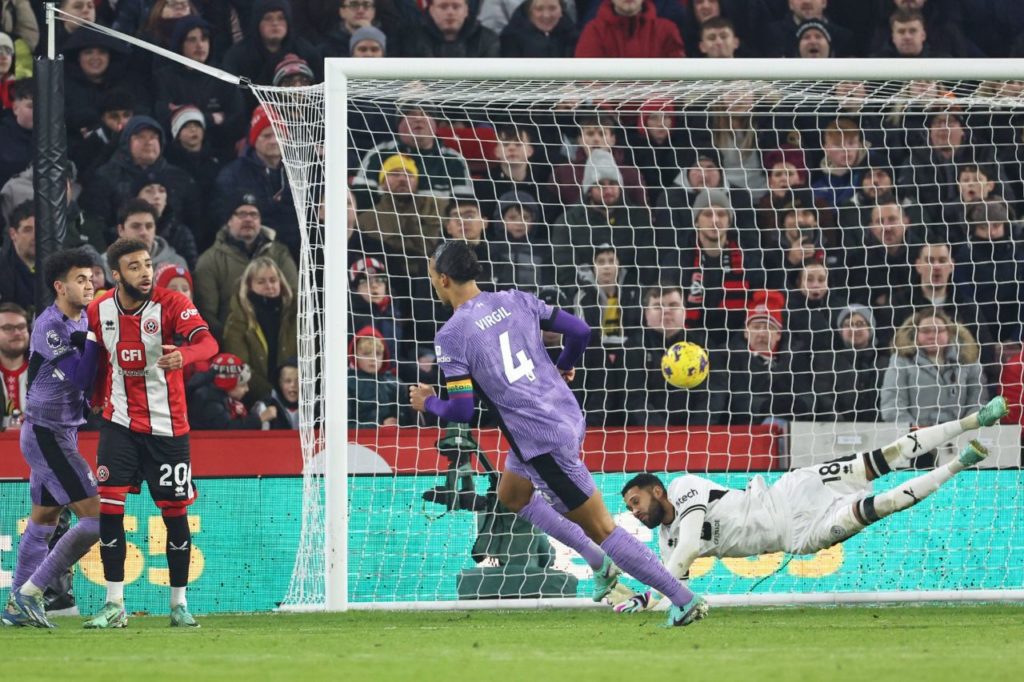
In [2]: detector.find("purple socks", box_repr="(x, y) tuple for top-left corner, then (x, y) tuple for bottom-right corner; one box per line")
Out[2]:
(517, 493), (606, 570)
(26, 517), (100, 592)
(12, 520), (55, 591)
(600, 526), (695, 607)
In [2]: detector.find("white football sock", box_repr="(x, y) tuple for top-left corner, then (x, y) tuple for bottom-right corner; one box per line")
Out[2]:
(106, 581), (124, 604)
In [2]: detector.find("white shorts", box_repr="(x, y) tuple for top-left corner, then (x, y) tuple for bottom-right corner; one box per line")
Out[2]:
(773, 458), (873, 555)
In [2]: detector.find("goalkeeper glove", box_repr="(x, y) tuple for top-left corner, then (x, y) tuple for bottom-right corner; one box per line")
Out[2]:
(613, 590), (653, 614)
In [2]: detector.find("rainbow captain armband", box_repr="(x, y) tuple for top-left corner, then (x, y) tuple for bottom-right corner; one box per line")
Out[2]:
(446, 378), (474, 398)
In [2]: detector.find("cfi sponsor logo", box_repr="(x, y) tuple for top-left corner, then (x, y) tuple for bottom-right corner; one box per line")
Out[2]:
(97, 465), (110, 483)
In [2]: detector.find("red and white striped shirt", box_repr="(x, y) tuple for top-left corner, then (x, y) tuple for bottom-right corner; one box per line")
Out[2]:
(89, 287), (214, 437)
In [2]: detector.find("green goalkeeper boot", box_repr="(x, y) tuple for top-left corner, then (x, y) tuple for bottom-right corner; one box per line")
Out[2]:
(977, 396), (1008, 427)
(170, 604), (200, 628)
(84, 601), (128, 629)
(958, 440), (989, 468)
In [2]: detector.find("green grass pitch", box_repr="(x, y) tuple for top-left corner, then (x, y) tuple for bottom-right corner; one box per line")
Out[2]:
(5, 605), (1022, 681)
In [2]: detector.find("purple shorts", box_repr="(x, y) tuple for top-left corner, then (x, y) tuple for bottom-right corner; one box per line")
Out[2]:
(21, 424), (98, 506)
(503, 431), (596, 513)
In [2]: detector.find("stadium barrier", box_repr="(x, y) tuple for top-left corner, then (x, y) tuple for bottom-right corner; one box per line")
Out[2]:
(2, 428), (1020, 612)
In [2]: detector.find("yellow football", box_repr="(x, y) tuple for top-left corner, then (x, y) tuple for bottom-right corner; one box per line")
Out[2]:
(661, 341), (710, 389)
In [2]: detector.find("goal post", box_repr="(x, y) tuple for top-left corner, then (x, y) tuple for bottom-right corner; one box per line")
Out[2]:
(43, 8), (1024, 615)
(305, 58), (1024, 611)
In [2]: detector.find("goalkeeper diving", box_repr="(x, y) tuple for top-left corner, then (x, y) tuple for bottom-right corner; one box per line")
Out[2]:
(611, 396), (1009, 613)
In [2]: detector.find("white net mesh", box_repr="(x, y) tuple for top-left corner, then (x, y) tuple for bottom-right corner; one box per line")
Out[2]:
(252, 74), (1024, 608)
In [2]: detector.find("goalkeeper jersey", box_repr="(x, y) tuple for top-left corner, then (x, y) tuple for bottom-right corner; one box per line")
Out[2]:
(658, 474), (788, 563)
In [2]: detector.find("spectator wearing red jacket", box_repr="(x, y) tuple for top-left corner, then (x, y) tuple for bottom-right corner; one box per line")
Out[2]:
(575, 0), (685, 58)
(1001, 350), (1024, 426)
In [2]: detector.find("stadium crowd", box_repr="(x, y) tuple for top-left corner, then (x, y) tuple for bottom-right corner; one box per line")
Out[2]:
(2, 0), (1024, 434)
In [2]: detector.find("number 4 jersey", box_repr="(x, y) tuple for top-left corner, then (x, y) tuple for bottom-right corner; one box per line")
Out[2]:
(88, 287), (212, 437)
(434, 289), (586, 459)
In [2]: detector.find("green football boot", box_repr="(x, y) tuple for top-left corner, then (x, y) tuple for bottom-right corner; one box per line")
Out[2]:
(170, 604), (200, 628)
(958, 440), (989, 468)
(83, 601), (128, 629)
(977, 396), (1008, 427)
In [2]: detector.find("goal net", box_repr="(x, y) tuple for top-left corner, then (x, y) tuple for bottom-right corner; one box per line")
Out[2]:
(250, 60), (1024, 610)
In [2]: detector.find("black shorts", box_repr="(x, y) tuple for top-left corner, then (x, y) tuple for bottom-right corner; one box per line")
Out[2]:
(96, 421), (196, 508)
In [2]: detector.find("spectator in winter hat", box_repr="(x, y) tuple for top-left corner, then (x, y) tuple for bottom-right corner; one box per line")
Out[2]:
(187, 352), (279, 429)
(347, 327), (399, 427)
(348, 255), (403, 361)
(272, 53), (315, 87)
(761, 0), (853, 57)
(795, 19), (832, 58)
(349, 25), (387, 57)
(155, 262), (194, 299)
(552, 147), (659, 287)
(84, 114), (203, 232)
(706, 288), (814, 425)
(211, 104), (301, 259)
(582, 148), (625, 199)
(813, 302), (889, 423)
(194, 190), (299, 338)
(170, 105), (205, 145)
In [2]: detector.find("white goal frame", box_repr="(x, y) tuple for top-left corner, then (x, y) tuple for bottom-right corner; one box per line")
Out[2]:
(324, 58), (1024, 612)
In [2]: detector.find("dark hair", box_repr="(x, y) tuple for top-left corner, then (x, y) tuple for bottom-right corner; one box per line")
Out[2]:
(700, 16), (735, 34)
(118, 198), (159, 226)
(620, 473), (665, 497)
(958, 162), (996, 181)
(642, 284), (684, 306)
(443, 194), (481, 218)
(495, 124), (533, 143)
(432, 240), (482, 283)
(890, 8), (924, 27)
(11, 78), (32, 102)
(574, 112), (618, 135)
(966, 197), (1011, 225)
(45, 248), (98, 291)
(8, 200), (33, 230)
(0, 301), (28, 319)
(99, 87), (135, 115)
(106, 237), (151, 273)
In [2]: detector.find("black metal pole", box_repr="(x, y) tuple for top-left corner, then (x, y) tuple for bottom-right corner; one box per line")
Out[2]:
(33, 3), (68, 313)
